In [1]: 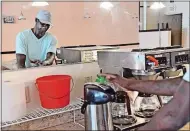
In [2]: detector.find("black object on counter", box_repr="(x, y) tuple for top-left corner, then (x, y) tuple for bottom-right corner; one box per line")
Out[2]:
(115, 91), (132, 115)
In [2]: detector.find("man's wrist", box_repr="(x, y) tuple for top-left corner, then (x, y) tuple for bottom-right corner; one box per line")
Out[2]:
(41, 60), (49, 65)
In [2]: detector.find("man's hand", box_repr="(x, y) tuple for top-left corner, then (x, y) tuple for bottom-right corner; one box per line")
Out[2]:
(30, 59), (42, 66)
(99, 73), (182, 96)
(98, 73), (132, 90)
(44, 52), (55, 65)
(99, 73), (124, 84)
(16, 54), (26, 68)
(42, 60), (51, 66)
(2, 66), (10, 70)
(30, 59), (51, 66)
(99, 73), (136, 102)
(99, 73), (118, 80)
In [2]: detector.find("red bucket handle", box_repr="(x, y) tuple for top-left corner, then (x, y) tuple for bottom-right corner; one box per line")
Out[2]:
(35, 77), (74, 99)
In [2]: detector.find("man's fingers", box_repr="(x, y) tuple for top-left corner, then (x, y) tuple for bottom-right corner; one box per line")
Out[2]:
(42, 61), (50, 66)
(30, 60), (41, 64)
(30, 60), (36, 63)
(36, 60), (41, 64)
(98, 73), (117, 80)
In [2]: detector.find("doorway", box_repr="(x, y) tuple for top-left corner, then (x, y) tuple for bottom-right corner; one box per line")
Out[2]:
(161, 13), (182, 46)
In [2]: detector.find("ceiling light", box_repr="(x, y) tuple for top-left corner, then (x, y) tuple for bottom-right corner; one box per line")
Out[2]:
(32, 2), (49, 7)
(100, 2), (114, 10)
(150, 2), (166, 10)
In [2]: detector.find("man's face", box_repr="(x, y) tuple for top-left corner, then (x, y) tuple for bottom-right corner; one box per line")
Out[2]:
(35, 19), (50, 37)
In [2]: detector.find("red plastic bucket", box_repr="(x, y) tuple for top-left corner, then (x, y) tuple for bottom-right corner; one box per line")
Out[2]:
(36, 75), (73, 109)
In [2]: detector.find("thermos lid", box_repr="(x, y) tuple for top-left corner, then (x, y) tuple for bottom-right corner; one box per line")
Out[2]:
(95, 75), (107, 84)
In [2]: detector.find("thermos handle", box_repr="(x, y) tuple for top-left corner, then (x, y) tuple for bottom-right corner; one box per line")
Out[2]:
(157, 95), (163, 108)
(81, 101), (88, 114)
(125, 93), (132, 115)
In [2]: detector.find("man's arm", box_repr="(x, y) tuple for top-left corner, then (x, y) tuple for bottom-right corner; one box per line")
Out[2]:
(125, 77), (182, 96)
(42, 36), (57, 66)
(16, 54), (26, 68)
(42, 52), (55, 66)
(16, 32), (27, 69)
(138, 80), (190, 130)
(102, 73), (182, 96)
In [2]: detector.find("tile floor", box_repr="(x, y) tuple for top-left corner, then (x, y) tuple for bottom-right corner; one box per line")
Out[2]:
(42, 120), (190, 130)
(42, 119), (85, 130)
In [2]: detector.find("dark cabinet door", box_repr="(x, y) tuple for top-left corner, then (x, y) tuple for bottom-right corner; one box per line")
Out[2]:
(161, 14), (182, 46)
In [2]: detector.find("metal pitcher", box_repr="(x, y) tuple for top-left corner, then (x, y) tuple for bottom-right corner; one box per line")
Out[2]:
(81, 82), (115, 130)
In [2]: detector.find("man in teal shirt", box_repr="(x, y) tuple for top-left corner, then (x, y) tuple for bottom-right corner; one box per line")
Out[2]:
(16, 10), (57, 68)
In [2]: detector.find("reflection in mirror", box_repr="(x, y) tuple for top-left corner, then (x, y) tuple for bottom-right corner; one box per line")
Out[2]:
(140, 1), (189, 48)
(139, 1), (166, 48)
(2, 1), (140, 71)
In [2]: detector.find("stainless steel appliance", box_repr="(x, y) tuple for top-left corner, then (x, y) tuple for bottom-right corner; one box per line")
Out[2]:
(167, 47), (189, 75)
(81, 82), (115, 130)
(97, 46), (189, 77)
(169, 48), (189, 67)
(56, 46), (119, 64)
(97, 48), (171, 76)
(152, 46), (189, 74)
(96, 46), (189, 130)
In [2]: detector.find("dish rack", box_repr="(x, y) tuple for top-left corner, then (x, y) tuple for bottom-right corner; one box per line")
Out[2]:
(1, 98), (84, 129)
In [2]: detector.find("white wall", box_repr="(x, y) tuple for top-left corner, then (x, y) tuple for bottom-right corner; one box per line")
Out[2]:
(139, 30), (171, 48)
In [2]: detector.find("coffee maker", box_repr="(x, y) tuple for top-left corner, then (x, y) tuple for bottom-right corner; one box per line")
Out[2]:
(96, 46), (189, 130)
